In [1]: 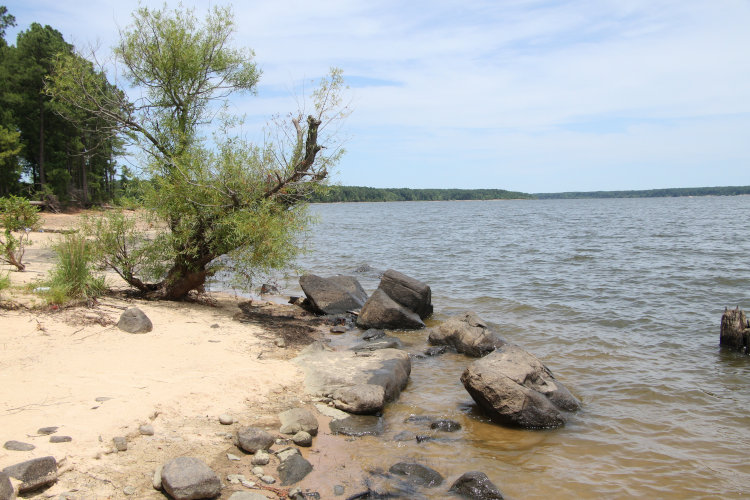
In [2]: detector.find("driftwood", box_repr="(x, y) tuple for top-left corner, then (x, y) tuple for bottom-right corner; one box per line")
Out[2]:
(720, 307), (750, 354)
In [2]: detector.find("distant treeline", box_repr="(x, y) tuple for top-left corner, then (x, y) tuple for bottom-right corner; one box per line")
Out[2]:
(311, 186), (534, 203)
(535, 186), (750, 199)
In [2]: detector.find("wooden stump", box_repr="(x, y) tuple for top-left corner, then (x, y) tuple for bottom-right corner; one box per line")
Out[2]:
(720, 307), (750, 354)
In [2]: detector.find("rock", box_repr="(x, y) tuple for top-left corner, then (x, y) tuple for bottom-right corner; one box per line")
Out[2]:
(160, 457), (221, 500)
(428, 312), (506, 357)
(113, 436), (127, 451)
(123, 485), (136, 496)
(276, 338), (286, 348)
(251, 466), (264, 476)
(251, 450), (270, 466)
(260, 283), (279, 295)
(378, 269), (433, 319)
(460, 344), (581, 428)
(227, 474), (246, 484)
(2, 456), (57, 493)
(292, 431), (312, 447)
(228, 492), (269, 500)
(49, 435), (72, 443)
(424, 345), (447, 357)
(299, 274), (368, 315)
(430, 419), (461, 432)
(389, 462), (443, 487)
(720, 307), (750, 354)
(330, 325), (347, 334)
(331, 384), (386, 415)
(294, 343), (411, 413)
(237, 427), (275, 453)
(314, 403), (350, 420)
(334, 484), (345, 496)
(37, 426), (58, 435)
(277, 454), (313, 486)
(329, 415), (385, 436)
(260, 475), (276, 484)
(393, 430), (416, 442)
(279, 408), (319, 436)
(152, 465), (163, 490)
(117, 307), (153, 333)
(226, 453), (241, 462)
(139, 424), (155, 436)
(3, 441), (34, 452)
(351, 336), (403, 352)
(0, 472), (14, 500)
(275, 447), (300, 462)
(449, 471), (504, 499)
(362, 329), (386, 340)
(219, 414), (234, 425)
(356, 289), (425, 330)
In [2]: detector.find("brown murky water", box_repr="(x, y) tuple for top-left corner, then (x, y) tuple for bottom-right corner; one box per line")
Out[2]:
(236, 197), (750, 499)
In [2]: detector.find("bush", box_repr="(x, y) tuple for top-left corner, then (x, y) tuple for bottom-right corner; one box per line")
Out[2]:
(0, 272), (10, 295)
(0, 195), (42, 271)
(44, 233), (106, 304)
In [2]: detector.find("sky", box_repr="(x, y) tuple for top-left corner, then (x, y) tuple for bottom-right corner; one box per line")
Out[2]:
(5, 0), (750, 193)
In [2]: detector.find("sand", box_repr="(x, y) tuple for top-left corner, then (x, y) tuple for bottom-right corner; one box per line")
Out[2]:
(0, 211), (356, 499)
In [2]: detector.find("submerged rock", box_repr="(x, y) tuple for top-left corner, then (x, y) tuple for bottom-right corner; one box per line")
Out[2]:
(388, 462), (443, 487)
(720, 307), (750, 354)
(460, 344), (580, 428)
(329, 415), (385, 436)
(428, 311), (505, 357)
(449, 471), (504, 499)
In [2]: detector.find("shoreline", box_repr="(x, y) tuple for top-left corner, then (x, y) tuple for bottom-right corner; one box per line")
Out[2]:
(0, 212), (364, 498)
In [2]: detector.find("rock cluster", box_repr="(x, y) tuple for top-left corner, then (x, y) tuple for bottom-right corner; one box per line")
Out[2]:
(356, 270), (432, 330)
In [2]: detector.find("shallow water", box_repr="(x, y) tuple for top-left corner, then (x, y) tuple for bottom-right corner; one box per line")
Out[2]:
(283, 197), (750, 498)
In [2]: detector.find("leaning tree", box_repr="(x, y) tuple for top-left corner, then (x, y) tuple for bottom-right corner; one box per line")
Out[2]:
(47, 4), (349, 299)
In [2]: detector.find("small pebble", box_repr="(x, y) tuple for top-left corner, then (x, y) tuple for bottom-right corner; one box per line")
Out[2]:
(123, 486), (136, 496)
(227, 474), (247, 484)
(37, 426), (59, 435)
(240, 479), (256, 488)
(50, 435), (72, 443)
(139, 424), (155, 436)
(95, 397), (112, 402)
(334, 484), (345, 496)
(260, 475), (276, 485)
(227, 453), (242, 461)
(251, 450), (270, 465)
(210, 323), (220, 328)
(113, 436), (128, 451)
(275, 438), (289, 445)
(275, 339), (286, 348)
(252, 466), (264, 476)
(219, 414), (234, 425)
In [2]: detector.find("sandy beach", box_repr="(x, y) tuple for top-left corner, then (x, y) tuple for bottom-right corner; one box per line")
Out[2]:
(0, 212), (354, 499)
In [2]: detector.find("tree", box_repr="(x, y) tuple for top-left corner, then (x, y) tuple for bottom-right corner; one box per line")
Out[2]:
(48, 4), (348, 299)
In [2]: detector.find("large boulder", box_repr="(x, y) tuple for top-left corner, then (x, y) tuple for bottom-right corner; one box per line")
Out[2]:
(379, 269), (433, 319)
(117, 307), (153, 334)
(428, 312), (506, 357)
(2, 456), (57, 494)
(160, 457), (221, 500)
(331, 384), (386, 415)
(299, 275), (368, 315)
(237, 427), (275, 454)
(0, 472), (14, 500)
(720, 307), (750, 354)
(356, 289), (425, 330)
(278, 408), (319, 436)
(277, 454), (313, 486)
(460, 344), (580, 429)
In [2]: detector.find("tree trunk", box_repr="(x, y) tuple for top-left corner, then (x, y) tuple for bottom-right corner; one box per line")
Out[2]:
(152, 266), (209, 300)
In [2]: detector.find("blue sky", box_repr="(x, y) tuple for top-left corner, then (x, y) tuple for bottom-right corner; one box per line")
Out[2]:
(5, 0), (750, 193)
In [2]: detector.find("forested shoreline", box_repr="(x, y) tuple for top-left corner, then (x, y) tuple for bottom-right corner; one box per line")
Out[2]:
(535, 185), (750, 199)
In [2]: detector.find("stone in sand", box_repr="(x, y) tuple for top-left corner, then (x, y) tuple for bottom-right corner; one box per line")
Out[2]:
(218, 414), (234, 425)
(449, 471), (504, 499)
(49, 436), (72, 443)
(37, 426), (58, 435)
(113, 436), (127, 451)
(2, 456), (57, 493)
(291, 431), (312, 447)
(0, 472), (13, 500)
(117, 307), (153, 334)
(277, 454), (313, 486)
(139, 424), (154, 436)
(237, 427), (275, 453)
(279, 408), (318, 436)
(3, 441), (34, 452)
(251, 450), (270, 466)
(160, 457), (220, 500)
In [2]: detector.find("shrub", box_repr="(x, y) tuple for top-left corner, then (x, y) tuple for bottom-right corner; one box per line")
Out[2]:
(45, 232), (106, 304)
(0, 272), (10, 295)
(0, 195), (42, 271)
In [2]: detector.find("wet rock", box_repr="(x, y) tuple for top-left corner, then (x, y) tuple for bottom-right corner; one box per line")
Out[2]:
(424, 345), (447, 357)
(237, 427), (275, 453)
(351, 473), (425, 499)
(117, 307), (153, 333)
(428, 312), (505, 357)
(329, 415), (385, 436)
(160, 457), (220, 500)
(389, 462), (443, 487)
(393, 430), (416, 442)
(37, 426), (58, 435)
(219, 414), (234, 425)
(2, 456), (57, 493)
(430, 419), (461, 432)
(49, 435), (72, 443)
(0, 472), (13, 500)
(362, 329), (386, 340)
(299, 275), (368, 315)
(461, 344), (581, 428)
(415, 434), (432, 443)
(356, 289), (425, 330)
(720, 307), (750, 354)
(331, 384), (386, 415)
(251, 450), (270, 465)
(3, 441), (34, 452)
(113, 436), (127, 451)
(351, 336), (403, 352)
(378, 269), (433, 319)
(279, 408), (319, 436)
(449, 471), (504, 499)
(139, 424), (155, 436)
(292, 431), (312, 447)
(278, 454), (313, 486)
(295, 342), (411, 410)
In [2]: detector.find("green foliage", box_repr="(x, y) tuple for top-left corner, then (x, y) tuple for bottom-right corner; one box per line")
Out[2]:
(0, 195), (41, 271)
(312, 186), (534, 203)
(0, 271), (10, 294)
(44, 232), (106, 304)
(48, 5), (348, 299)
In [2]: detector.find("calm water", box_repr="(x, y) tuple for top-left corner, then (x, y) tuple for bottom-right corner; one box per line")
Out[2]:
(284, 197), (750, 499)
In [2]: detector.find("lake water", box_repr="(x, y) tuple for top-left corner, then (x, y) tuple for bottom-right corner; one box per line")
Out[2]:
(283, 197), (750, 499)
